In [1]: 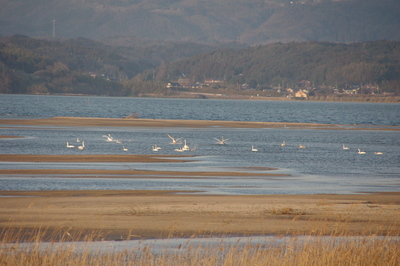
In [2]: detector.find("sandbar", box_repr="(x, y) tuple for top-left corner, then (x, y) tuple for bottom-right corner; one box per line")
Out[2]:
(1, 117), (399, 130)
(1, 190), (399, 242)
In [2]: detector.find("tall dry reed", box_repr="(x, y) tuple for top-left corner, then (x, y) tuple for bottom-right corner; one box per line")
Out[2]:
(1, 222), (399, 265)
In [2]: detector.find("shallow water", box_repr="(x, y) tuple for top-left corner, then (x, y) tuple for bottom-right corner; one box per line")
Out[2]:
(1, 94), (399, 125)
(6, 235), (400, 256)
(0, 95), (399, 195)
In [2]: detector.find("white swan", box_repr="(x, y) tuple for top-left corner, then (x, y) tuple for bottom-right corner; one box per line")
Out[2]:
(103, 134), (114, 142)
(251, 146), (258, 152)
(76, 138), (81, 143)
(281, 141), (286, 146)
(374, 152), (383, 155)
(152, 145), (162, 151)
(174, 147), (185, 152)
(214, 136), (229, 145)
(167, 134), (182, 144)
(78, 141), (85, 150)
(357, 149), (366, 154)
(298, 144), (306, 149)
(122, 146), (128, 151)
(66, 142), (75, 148)
(342, 144), (350, 150)
(182, 140), (190, 151)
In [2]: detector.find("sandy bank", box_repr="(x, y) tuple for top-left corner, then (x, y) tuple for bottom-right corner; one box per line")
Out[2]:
(0, 154), (284, 177)
(1, 190), (399, 241)
(1, 117), (398, 130)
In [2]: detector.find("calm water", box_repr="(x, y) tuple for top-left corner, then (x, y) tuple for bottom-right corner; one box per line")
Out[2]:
(1, 94), (399, 125)
(0, 95), (399, 194)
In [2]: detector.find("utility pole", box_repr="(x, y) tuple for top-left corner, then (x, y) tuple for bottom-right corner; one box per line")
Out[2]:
(53, 19), (56, 38)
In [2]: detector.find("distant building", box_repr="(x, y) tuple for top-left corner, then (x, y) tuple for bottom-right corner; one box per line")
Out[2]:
(166, 82), (182, 89)
(294, 90), (308, 99)
(204, 78), (224, 85)
(177, 78), (192, 87)
(361, 84), (380, 94)
(343, 89), (358, 94)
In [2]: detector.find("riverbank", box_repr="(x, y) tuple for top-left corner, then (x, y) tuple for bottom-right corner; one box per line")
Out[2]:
(1, 190), (399, 242)
(142, 91), (400, 103)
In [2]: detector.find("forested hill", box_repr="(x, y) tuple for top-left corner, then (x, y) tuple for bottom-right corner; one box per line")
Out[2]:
(153, 41), (400, 94)
(1, 35), (400, 96)
(0, 35), (150, 95)
(0, 35), (235, 95)
(1, 0), (399, 45)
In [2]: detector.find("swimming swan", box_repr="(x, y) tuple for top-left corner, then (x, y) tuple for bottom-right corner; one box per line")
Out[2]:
(66, 142), (75, 148)
(251, 146), (258, 152)
(357, 149), (366, 154)
(78, 141), (85, 150)
(182, 140), (190, 151)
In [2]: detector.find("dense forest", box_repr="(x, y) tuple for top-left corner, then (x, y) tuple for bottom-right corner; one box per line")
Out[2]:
(149, 40), (400, 95)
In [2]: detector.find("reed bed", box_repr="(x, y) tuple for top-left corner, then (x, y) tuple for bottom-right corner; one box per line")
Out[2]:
(1, 224), (399, 266)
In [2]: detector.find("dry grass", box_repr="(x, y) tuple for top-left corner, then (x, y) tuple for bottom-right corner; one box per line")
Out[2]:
(270, 207), (307, 216)
(1, 222), (398, 266)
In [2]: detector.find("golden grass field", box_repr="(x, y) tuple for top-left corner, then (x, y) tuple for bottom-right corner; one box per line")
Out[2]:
(0, 117), (399, 265)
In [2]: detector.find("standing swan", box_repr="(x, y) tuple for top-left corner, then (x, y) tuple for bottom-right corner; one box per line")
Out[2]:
(78, 141), (85, 150)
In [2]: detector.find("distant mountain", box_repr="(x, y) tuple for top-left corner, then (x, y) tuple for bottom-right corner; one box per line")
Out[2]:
(1, 0), (399, 45)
